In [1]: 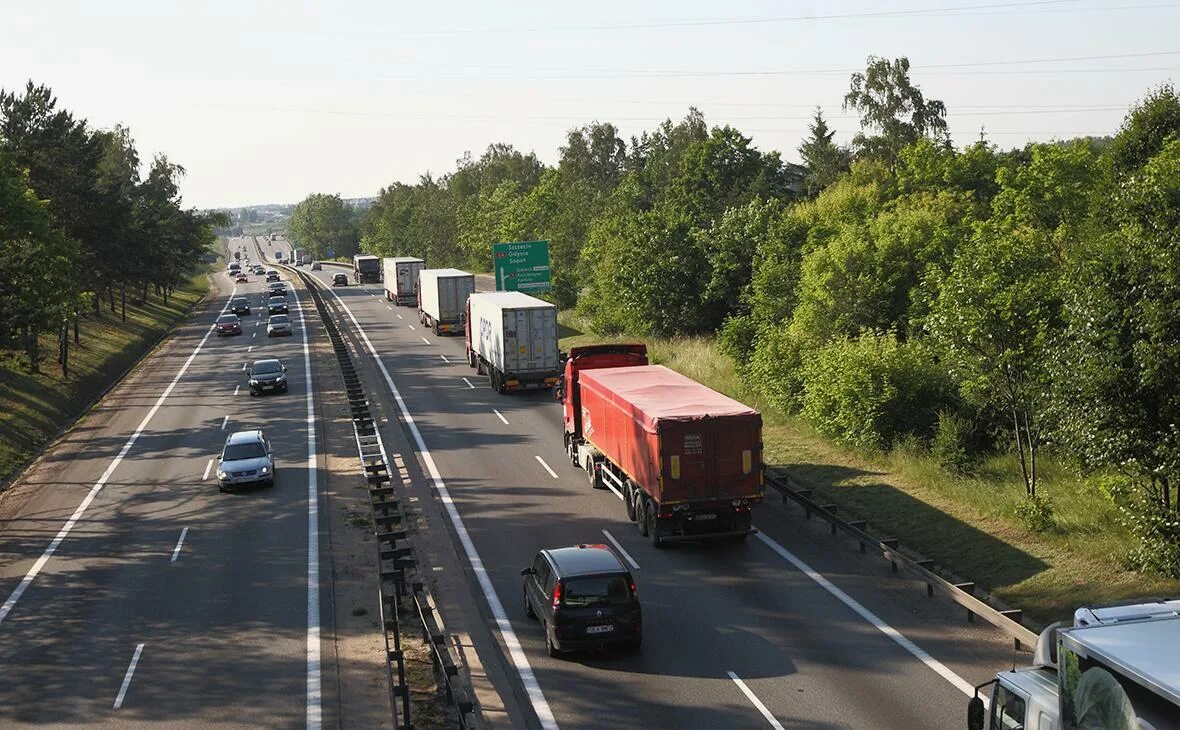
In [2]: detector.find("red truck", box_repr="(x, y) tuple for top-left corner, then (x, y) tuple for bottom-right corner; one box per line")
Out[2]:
(560, 344), (764, 547)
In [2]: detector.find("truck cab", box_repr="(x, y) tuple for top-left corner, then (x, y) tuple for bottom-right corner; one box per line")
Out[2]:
(559, 343), (650, 447)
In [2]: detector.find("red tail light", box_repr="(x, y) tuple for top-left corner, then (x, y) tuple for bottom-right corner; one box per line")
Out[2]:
(629, 581), (637, 599)
(551, 581), (563, 610)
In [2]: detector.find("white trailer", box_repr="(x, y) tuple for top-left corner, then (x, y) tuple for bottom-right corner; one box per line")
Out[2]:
(969, 598), (1180, 730)
(382, 257), (425, 306)
(465, 291), (560, 394)
(418, 268), (475, 336)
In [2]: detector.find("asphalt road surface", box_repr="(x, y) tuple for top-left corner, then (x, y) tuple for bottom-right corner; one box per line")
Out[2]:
(0, 238), (330, 728)
(297, 258), (1021, 729)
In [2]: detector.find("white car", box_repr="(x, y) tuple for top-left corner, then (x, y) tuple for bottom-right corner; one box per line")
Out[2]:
(267, 314), (293, 337)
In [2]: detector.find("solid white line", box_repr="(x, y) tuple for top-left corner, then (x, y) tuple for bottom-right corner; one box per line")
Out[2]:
(421, 336), (431, 345)
(440, 354), (450, 363)
(601, 529), (640, 571)
(727, 671), (785, 730)
(202, 458), (214, 481)
(754, 532), (980, 700)
(234, 385), (241, 396)
(319, 286), (557, 729)
(493, 409), (509, 425)
(408, 324), (416, 330)
(170, 527), (189, 563)
(291, 285), (322, 729)
(462, 377), (476, 389)
(535, 455), (559, 479)
(0, 294), (233, 627)
(220, 415), (229, 431)
(113, 643), (145, 709)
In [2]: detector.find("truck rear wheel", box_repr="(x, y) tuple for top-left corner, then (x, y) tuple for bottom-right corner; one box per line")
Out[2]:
(636, 498), (649, 536)
(648, 509), (664, 548)
(624, 484), (636, 521)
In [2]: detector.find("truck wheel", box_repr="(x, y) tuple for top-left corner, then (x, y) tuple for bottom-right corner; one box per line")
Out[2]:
(467, 349), (477, 368)
(648, 509), (664, 548)
(584, 457), (600, 489)
(636, 499), (649, 537)
(476, 358), (485, 375)
(624, 485), (637, 521)
(433, 322), (441, 336)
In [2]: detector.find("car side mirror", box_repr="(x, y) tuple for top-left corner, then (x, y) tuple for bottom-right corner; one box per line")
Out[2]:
(520, 568), (533, 576)
(283, 366), (288, 372)
(966, 696), (985, 730)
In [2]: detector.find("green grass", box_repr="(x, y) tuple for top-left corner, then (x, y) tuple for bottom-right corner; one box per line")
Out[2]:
(557, 312), (1180, 625)
(0, 270), (210, 487)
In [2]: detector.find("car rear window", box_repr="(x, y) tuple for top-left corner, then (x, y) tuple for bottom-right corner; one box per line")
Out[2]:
(269, 297), (285, 303)
(560, 575), (632, 607)
(223, 442), (266, 460)
(270, 315), (289, 324)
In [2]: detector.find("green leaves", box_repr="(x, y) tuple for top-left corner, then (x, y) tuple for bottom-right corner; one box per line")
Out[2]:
(288, 193), (358, 260)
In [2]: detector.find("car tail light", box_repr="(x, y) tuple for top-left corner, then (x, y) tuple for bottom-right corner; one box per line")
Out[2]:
(551, 581), (563, 610)
(629, 581), (637, 599)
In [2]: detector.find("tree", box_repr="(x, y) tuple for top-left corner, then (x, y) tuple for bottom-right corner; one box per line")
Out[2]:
(843, 57), (948, 165)
(798, 107), (852, 196)
(1109, 83), (1180, 176)
(288, 193), (358, 259)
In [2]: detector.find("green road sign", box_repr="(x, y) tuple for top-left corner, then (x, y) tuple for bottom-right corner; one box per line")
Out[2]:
(493, 240), (551, 293)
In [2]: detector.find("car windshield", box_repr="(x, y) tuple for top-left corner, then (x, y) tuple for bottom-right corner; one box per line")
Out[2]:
(561, 575), (632, 607)
(217, 315), (237, 324)
(269, 297), (284, 303)
(251, 361), (282, 375)
(232, 298), (247, 305)
(270, 315), (289, 324)
(223, 442), (266, 461)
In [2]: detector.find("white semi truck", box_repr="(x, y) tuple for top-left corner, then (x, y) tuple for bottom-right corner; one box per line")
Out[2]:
(465, 291), (560, 394)
(382, 256), (425, 306)
(418, 268), (475, 336)
(969, 598), (1180, 730)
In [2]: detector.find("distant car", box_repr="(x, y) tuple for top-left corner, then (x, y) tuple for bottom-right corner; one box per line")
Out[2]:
(522, 545), (641, 656)
(215, 313), (242, 336)
(235, 272), (249, 283)
(216, 430), (274, 492)
(252, 265), (265, 275)
(267, 314), (293, 337)
(268, 296), (288, 315)
(332, 273), (348, 286)
(311, 262), (322, 271)
(266, 270), (280, 282)
(228, 262), (241, 272)
(230, 296), (251, 316)
(248, 358), (288, 395)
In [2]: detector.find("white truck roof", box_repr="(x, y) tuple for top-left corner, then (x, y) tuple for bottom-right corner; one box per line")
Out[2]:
(389, 256), (424, 263)
(470, 291), (553, 309)
(1067, 616), (1180, 706)
(421, 267), (470, 278)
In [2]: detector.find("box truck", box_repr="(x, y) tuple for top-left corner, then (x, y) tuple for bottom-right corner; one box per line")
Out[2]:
(465, 291), (559, 393)
(969, 598), (1180, 730)
(383, 257), (425, 306)
(418, 268), (475, 336)
(353, 254), (381, 284)
(560, 344), (763, 547)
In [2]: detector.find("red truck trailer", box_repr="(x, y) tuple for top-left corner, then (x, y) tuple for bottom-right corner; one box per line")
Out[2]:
(560, 344), (763, 547)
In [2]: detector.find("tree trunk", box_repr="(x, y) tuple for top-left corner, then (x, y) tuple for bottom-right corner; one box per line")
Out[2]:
(108, 287), (116, 314)
(1161, 475), (1171, 513)
(1023, 410), (1038, 499)
(73, 315), (79, 345)
(59, 323), (69, 377)
(121, 285), (126, 322)
(26, 325), (39, 374)
(1012, 407), (1032, 497)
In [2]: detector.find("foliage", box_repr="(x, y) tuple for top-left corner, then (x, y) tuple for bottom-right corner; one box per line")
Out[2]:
(800, 333), (955, 450)
(1109, 83), (1180, 175)
(287, 193), (358, 260)
(746, 325), (809, 414)
(1014, 494), (1055, 533)
(931, 410), (976, 475)
(843, 56), (948, 164)
(798, 108), (852, 197)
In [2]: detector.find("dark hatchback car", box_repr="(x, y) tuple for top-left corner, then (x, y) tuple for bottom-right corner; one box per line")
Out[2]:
(267, 296), (288, 315)
(215, 313), (242, 336)
(230, 296), (251, 315)
(248, 358), (288, 395)
(332, 273), (348, 286)
(522, 544), (641, 656)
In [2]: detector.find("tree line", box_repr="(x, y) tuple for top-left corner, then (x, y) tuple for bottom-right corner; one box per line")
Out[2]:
(0, 82), (223, 374)
(287, 57), (1180, 576)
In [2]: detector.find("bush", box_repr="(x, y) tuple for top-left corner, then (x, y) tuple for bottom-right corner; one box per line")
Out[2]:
(1118, 491), (1180, 577)
(1015, 493), (1054, 532)
(718, 314), (758, 380)
(747, 325), (809, 414)
(800, 333), (955, 450)
(932, 410), (976, 475)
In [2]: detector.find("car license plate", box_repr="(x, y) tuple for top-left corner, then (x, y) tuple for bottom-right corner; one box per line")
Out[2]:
(694, 513), (717, 520)
(262, 384), (273, 390)
(586, 624), (614, 635)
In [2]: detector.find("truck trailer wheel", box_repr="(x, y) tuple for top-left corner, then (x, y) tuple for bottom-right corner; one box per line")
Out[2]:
(624, 484), (637, 521)
(467, 349), (477, 368)
(648, 509), (664, 548)
(636, 499), (649, 537)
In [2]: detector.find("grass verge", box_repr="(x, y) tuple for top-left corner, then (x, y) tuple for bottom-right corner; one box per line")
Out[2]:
(0, 270), (210, 487)
(557, 311), (1180, 625)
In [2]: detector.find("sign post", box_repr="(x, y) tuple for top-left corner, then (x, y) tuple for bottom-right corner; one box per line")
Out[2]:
(493, 240), (551, 293)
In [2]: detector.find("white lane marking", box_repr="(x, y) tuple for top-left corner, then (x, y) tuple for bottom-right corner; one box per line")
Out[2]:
(202, 459), (214, 481)
(462, 377), (476, 389)
(493, 409), (509, 425)
(319, 286), (557, 729)
(407, 324), (416, 330)
(420, 336), (431, 345)
(727, 671), (785, 730)
(439, 354), (450, 364)
(755, 532), (979, 700)
(248, 345), (254, 353)
(386, 305), (393, 311)
(291, 285), (322, 729)
(253, 332), (257, 338)
(220, 415), (229, 431)
(170, 527), (189, 563)
(234, 385), (241, 396)
(602, 529), (640, 571)
(0, 293), (234, 627)
(242, 362), (248, 371)
(535, 455), (559, 479)
(396, 314), (403, 320)
(113, 643), (145, 709)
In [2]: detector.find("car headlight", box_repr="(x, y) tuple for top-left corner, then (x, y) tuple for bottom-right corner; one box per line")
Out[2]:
(217, 470), (228, 479)
(249, 379), (258, 385)
(260, 466), (269, 474)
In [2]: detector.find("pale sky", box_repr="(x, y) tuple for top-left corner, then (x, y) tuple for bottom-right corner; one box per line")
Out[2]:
(3, 0), (1177, 209)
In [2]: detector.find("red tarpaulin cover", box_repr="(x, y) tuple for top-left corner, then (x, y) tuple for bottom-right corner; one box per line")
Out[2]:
(580, 365), (757, 431)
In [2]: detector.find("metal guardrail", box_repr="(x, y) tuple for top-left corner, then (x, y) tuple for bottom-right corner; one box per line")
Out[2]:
(765, 469), (1039, 651)
(294, 266), (478, 730)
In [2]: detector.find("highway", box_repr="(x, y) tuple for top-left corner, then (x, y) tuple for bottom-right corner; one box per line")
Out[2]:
(0, 234), (1021, 729)
(293, 247), (1020, 729)
(0, 238), (331, 727)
